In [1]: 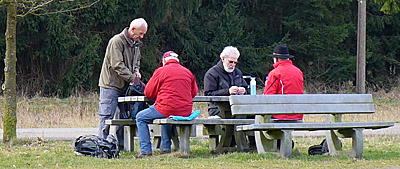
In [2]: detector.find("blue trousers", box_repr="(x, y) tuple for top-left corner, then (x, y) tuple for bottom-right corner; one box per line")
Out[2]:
(136, 105), (172, 154)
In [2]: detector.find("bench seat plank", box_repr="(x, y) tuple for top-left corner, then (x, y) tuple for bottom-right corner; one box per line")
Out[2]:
(105, 119), (135, 125)
(229, 94), (373, 104)
(118, 96), (229, 103)
(237, 121), (394, 131)
(153, 118), (254, 125)
(231, 104), (375, 115)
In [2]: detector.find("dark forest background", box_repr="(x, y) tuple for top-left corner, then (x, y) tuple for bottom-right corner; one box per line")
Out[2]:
(1, 0), (399, 97)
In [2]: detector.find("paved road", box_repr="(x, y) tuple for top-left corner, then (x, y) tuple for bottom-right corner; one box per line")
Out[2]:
(0, 123), (399, 141)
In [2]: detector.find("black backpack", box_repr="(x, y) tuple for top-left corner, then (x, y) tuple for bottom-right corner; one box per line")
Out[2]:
(121, 77), (148, 119)
(308, 139), (333, 156)
(74, 135), (120, 159)
(308, 139), (344, 156)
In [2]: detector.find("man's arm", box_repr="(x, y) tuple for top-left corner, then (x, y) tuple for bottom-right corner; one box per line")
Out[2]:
(263, 72), (279, 95)
(133, 48), (141, 78)
(144, 69), (161, 99)
(203, 72), (229, 96)
(191, 74), (199, 98)
(109, 40), (135, 82)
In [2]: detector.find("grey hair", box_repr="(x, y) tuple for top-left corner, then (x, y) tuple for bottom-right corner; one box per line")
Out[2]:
(220, 46), (240, 59)
(129, 18), (148, 29)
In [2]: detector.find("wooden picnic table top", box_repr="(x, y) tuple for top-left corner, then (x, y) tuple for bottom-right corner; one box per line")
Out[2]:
(118, 95), (230, 102)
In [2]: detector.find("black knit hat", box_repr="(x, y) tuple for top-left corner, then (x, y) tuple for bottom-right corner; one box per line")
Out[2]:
(269, 44), (294, 59)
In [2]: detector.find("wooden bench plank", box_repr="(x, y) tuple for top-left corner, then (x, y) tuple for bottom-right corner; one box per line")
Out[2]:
(118, 96), (230, 102)
(237, 121), (394, 131)
(153, 118), (254, 125)
(229, 94), (373, 104)
(231, 104), (375, 115)
(105, 119), (136, 125)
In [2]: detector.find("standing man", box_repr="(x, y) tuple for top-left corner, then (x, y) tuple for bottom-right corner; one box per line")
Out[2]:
(98, 18), (148, 148)
(135, 51), (198, 158)
(204, 46), (248, 119)
(264, 44), (304, 120)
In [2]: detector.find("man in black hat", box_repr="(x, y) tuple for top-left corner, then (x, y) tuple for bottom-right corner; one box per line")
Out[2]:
(263, 44), (304, 120)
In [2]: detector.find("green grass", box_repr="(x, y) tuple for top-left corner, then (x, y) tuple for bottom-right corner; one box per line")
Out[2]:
(1, 136), (399, 168)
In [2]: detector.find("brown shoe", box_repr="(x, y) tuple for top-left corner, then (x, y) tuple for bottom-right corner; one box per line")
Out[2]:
(160, 150), (171, 155)
(135, 153), (152, 159)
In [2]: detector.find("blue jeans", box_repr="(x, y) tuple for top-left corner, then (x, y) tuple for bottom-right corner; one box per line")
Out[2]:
(98, 87), (125, 146)
(136, 105), (172, 154)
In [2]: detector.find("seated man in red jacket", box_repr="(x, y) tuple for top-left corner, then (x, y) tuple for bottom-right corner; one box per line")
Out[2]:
(135, 51), (198, 158)
(263, 44), (304, 120)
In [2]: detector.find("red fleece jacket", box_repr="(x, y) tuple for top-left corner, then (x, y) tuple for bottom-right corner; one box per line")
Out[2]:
(263, 60), (304, 120)
(145, 60), (198, 117)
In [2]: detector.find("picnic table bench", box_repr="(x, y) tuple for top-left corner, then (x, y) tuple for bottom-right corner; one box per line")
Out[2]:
(153, 118), (254, 154)
(106, 96), (254, 153)
(232, 94), (394, 158)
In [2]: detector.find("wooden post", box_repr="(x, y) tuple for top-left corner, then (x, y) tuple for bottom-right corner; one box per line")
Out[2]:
(356, 0), (366, 94)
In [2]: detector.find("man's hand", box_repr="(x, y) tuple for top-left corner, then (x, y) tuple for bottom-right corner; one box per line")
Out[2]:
(237, 87), (246, 95)
(229, 86), (239, 95)
(134, 72), (141, 79)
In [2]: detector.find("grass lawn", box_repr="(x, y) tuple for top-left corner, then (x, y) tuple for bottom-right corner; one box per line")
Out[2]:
(0, 136), (399, 168)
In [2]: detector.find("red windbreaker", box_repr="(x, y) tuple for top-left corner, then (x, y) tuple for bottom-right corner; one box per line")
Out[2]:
(263, 60), (304, 120)
(145, 60), (198, 117)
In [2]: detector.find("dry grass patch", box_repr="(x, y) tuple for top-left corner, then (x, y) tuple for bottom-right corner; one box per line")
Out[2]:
(0, 88), (399, 128)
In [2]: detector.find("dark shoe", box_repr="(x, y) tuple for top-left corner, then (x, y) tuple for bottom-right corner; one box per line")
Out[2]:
(160, 150), (171, 155)
(135, 153), (152, 159)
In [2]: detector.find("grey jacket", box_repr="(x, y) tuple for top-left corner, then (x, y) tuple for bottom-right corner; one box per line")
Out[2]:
(99, 28), (142, 92)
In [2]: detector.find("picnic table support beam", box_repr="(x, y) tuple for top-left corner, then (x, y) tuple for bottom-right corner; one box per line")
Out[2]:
(123, 126), (135, 152)
(351, 128), (364, 158)
(234, 115), (250, 152)
(204, 125), (219, 152)
(254, 115), (279, 153)
(326, 130), (343, 156)
(235, 130), (249, 152)
(279, 130), (293, 158)
(178, 125), (191, 154)
(216, 125), (233, 153)
(171, 126), (180, 150)
(150, 125), (162, 151)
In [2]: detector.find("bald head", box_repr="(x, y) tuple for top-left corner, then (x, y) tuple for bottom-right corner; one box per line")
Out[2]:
(128, 18), (148, 41)
(129, 18), (148, 30)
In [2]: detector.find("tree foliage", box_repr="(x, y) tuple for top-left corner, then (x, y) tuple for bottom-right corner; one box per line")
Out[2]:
(1, 0), (400, 97)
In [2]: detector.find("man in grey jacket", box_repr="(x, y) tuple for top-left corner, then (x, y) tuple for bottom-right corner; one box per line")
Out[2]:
(204, 46), (248, 118)
(98, 18), (148, 148)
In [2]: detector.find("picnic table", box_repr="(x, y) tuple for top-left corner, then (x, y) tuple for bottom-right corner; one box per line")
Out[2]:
(232, 94), (394, 158)
(107, 95), (254, 153)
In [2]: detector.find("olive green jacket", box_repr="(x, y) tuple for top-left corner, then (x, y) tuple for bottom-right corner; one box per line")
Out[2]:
(98, 28), (142, 92)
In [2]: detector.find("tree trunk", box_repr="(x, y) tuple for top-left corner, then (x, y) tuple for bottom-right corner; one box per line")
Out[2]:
(2, 1), (18, 142)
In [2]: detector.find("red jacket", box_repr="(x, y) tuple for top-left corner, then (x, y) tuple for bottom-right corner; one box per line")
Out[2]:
(145, 60), (198, 117)
(263, 60), (304, 120)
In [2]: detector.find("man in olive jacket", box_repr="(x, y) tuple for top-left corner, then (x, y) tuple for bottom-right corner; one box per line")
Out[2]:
(98, 18), (148, 148)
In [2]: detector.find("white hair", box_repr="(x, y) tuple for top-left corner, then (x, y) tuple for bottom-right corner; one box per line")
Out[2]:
(163, 52), (179, 65)
(129, 18), (148, 29)
(220, 46), (240, 59)
(164, 57), (179, 62)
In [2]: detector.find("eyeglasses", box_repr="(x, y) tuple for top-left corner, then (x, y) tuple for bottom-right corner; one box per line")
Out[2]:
(228, 60), (238, 64)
